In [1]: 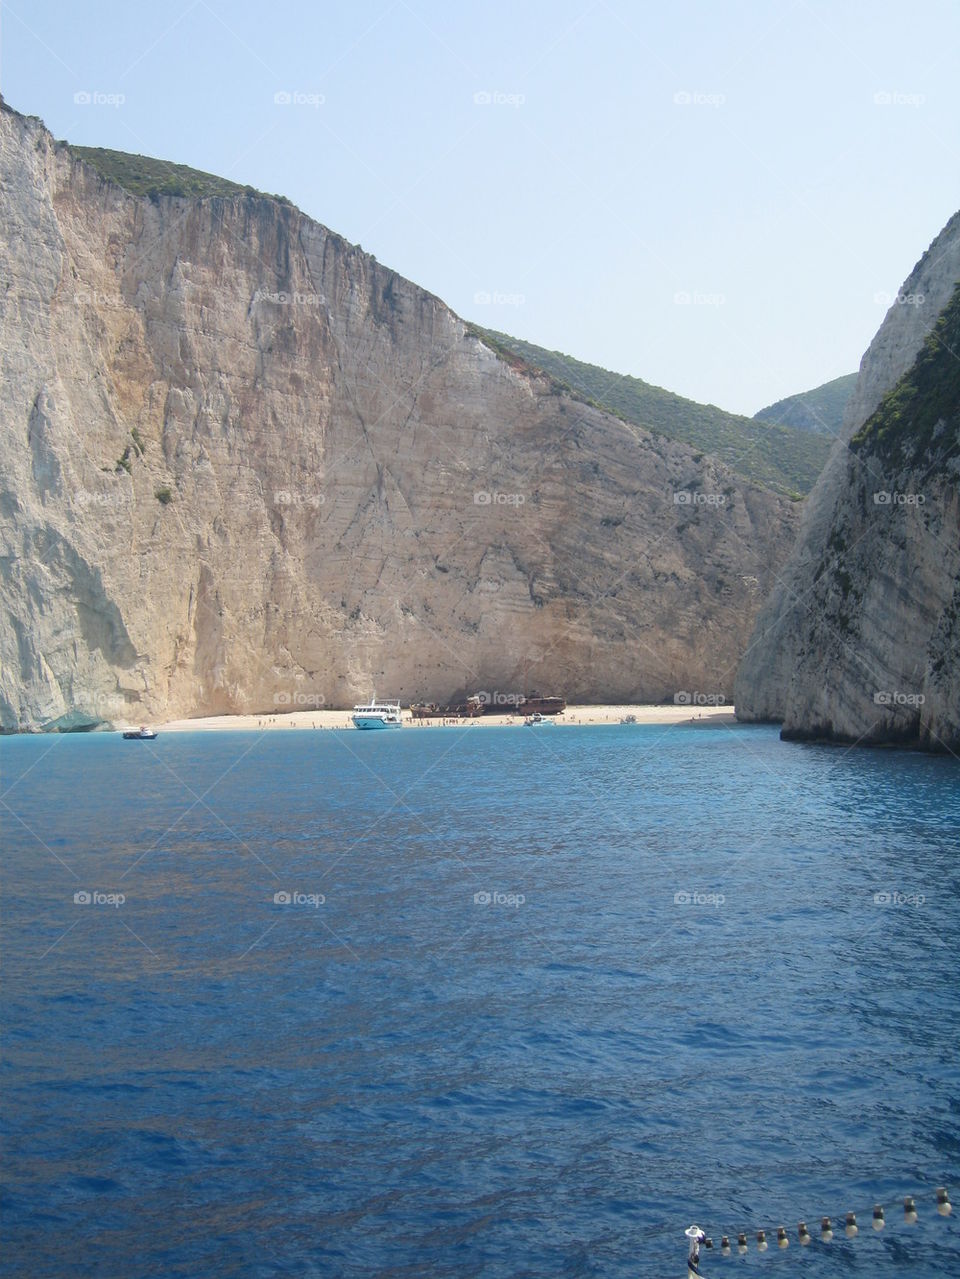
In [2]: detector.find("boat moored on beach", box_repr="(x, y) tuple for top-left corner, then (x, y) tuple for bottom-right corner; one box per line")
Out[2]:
(351, 698), (403, 729)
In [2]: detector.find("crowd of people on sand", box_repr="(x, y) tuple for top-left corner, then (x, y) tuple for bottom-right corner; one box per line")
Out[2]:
(247, 715), (595, 728)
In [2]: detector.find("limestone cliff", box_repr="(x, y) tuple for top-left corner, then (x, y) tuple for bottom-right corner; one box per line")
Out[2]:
(0, 101), (797, 730)
(735, 211), (960, 750)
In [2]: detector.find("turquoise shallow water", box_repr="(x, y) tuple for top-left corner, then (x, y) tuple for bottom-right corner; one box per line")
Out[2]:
(1, 722), (959, 1277)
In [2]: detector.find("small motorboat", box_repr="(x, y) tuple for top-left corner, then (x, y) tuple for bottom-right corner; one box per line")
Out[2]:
(122, 725), (158, 740)
(523, 712), (553, 726)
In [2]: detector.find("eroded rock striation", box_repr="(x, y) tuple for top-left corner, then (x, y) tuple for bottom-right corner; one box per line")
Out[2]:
(735, 211), (960, 750)
(0, 101), (798, 730)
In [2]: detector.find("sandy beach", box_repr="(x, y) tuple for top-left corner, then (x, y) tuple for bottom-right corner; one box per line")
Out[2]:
(151, 704), (736, 733)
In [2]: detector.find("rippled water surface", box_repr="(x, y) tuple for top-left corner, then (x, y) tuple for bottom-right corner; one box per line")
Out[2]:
(2, 723), (959, 1277)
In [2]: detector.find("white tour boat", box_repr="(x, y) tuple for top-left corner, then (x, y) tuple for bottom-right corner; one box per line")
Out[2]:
(351, 698), (403, 730)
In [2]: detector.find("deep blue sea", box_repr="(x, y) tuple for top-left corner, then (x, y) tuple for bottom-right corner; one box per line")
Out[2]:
(2, 722), (959, 1278)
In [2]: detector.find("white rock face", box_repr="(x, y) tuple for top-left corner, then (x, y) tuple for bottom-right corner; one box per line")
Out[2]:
(735, 210), (960, 749)
(0, 102), (798, 730)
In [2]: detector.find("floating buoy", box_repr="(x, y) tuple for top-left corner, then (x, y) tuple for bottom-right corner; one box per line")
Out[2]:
(721, 1236), (731, 1257)
(756, 1229), (768, 1251)
(937, 1187), (952, 1217)
(798, 1221), (812, 1245)
(845, 1212), (858, 1238)
(821, 1216), (833, 1242)
(873, 1205), (885, 1231)
(777, 1226), (789, 1248)
(904, 1196), (918, 1224)
(737, 1233), (748, 1254)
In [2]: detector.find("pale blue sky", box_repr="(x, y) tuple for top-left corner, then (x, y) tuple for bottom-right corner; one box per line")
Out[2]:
(3, 0), (958, 414)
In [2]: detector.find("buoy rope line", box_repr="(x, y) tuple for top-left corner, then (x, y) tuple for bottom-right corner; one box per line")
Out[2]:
(685, 1185), (953, 1270)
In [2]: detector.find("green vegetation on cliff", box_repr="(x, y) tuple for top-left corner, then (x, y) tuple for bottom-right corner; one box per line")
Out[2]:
(852, 283), (960, 467)
(68, 145), (289, 202)
(754, 372), (857, 435)
(472, 328), (831, 496)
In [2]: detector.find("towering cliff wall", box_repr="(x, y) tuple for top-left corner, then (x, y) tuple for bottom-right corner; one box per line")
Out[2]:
(0, 102), (798, 730)
(735, 211), (960, 750)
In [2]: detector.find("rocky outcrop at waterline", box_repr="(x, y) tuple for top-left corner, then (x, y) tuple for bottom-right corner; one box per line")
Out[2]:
(0, 100), (799, 731)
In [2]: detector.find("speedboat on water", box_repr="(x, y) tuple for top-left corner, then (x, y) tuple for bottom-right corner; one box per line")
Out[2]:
(122, 725), (158, 740)
(351, 698), (402, 729)
(523, 712), (553, 726)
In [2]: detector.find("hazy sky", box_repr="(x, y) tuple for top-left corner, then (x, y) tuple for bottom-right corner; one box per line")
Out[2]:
(4, 0), (958, 414)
